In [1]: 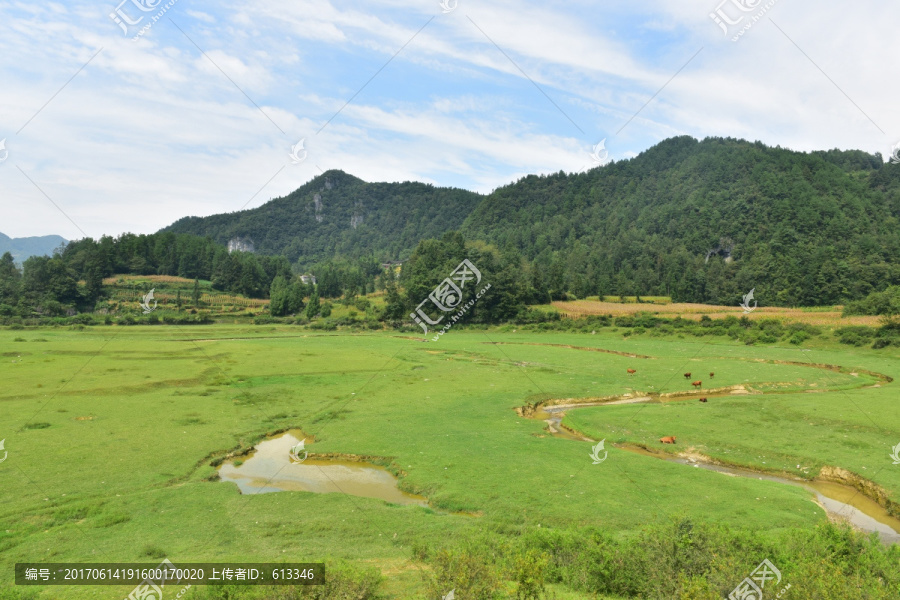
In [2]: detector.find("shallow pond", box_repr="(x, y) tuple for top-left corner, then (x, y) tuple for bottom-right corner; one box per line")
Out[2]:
(218, 430), (427, 507)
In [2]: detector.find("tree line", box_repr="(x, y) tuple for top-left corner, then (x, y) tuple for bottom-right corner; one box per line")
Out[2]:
(0, 232), (292, 317)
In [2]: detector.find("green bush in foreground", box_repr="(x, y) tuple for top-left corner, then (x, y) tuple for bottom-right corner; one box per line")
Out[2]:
(415, 519), (899, 600)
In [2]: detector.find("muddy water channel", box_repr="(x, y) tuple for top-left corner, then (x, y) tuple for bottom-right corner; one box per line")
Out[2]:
(533, 400), (900, 544)
(218, 430), (427, 506)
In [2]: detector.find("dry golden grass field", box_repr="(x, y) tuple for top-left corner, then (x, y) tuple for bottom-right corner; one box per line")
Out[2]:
(550, 300), (882, 328)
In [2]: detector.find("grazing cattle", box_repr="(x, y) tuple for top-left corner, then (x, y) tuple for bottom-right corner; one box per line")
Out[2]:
(659, 436), (677, 444)
(627, 368), (636, 375)
(683, 372), (691, 379)
(709, 372), (715, 378)
(699, 397), (708, 403)
(691, 380), (702, 388)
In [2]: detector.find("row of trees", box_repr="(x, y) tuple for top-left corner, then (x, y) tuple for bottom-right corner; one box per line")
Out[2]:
(60, 232), (294, 299)
(0, 231), (539, 323)
(0, 252), (88, 317)
(0, 232), (295, 317)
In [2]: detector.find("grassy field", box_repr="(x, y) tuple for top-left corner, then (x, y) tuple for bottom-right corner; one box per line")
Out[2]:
(1, 325), (899, 598)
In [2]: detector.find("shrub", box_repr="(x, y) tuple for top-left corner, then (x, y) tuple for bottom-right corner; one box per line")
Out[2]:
(842, 285), (900, 316)
(836, 326), (875, 346)
(789, 331), (810, 345)
(425, 545), (501, 600)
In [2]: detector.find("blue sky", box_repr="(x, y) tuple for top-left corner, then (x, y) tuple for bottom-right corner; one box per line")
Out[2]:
(1, 0), (898, 239)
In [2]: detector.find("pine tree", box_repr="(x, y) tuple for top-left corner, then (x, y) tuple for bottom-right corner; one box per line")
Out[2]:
(305, 290), (320, 320)
(192, 279), (200, 307)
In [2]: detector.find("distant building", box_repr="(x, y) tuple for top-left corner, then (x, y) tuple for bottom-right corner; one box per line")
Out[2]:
(227, 237), (255, 253)
(381, 261), (404, 272)
(300, 274), (317, 285)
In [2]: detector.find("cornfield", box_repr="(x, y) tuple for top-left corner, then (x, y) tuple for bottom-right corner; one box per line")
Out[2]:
(550, 300), (882, 328)
(111, 291), (267, 307)
(102, 275), (198, 285)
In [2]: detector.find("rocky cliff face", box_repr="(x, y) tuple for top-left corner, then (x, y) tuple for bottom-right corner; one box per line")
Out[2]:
(227, 237), (255, 253)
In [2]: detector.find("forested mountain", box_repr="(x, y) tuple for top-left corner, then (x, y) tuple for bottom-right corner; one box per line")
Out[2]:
(158, 136), (900, 306)
(464, 136), (900, 305)
(162, 170), (482, 267)
(0, 231), (67, 263)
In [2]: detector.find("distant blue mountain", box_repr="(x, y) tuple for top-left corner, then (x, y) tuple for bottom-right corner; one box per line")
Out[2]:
(0, 231), (68, 263)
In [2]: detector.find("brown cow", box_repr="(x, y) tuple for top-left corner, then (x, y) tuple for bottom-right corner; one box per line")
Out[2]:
(709, 372), (715, 378)
(683, 372), (691, 379)
(659, 436), (677, 444)
(627, 368), (636, 375)
(691, 380), (702, 388)
(699, 397), (708, 403)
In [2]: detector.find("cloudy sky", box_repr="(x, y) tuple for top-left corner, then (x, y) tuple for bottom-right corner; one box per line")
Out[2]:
(1, 0), (897, 240)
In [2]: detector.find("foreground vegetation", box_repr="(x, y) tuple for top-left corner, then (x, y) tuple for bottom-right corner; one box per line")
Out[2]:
(1, 325), (899, 598)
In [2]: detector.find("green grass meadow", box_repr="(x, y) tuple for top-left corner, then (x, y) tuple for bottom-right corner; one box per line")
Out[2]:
(1, 326), (899, 598)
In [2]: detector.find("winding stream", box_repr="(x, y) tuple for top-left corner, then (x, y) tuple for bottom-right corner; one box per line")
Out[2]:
(531, 399), (900, 544)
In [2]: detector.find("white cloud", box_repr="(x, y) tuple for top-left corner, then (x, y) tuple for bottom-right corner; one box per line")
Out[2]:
(1, 0), (898, 241)
(186, 10), (216, 23)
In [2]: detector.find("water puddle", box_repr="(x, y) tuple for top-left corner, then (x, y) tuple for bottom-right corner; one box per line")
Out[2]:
(531, 401), (900, 543)
(218, 430), (428, 506)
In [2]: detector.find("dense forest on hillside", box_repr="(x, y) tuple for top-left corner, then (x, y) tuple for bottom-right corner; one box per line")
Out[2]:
(463, 137), (900, 306)
(0, 233), (292, 316)
(163, 170), (483, 267)
(159, 137), (900, 307)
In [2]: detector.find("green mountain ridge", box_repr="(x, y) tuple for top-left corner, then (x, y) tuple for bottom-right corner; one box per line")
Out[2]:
(162, 170), (483, 266)
(162, 136), (900, 305)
